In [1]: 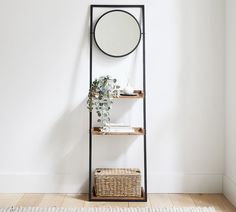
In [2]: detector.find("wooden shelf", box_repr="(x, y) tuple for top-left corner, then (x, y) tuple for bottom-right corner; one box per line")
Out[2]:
(90, 187), (146, 202)
(91, 127), (144, 135)
(119, 90), (144, 99)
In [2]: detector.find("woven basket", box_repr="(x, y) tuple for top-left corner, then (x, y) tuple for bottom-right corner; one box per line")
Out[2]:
(94, 168), (141, 197)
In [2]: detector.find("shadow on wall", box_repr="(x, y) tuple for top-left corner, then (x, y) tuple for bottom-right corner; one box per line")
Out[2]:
(36, 7), (90, 192)
(66, 6), (90, 109)
(39, 99), (89, 192)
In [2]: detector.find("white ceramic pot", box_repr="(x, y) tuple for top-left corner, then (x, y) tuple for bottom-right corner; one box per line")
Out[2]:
(123, 84), (134, 95)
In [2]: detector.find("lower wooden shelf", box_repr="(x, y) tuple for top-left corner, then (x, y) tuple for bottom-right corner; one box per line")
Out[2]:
(90, 187), (146, 202)
(91, 127), (144, 135)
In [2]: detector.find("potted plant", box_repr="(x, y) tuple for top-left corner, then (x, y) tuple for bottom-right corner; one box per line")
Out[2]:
(87, 75), (120, 132)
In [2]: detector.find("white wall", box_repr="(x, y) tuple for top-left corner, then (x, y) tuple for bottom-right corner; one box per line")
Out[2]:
(224, 0), (236, 207)
(0, 0), (225, 193)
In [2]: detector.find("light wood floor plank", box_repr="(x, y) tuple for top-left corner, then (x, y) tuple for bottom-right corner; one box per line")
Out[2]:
(128, 196), (151, 207)
(84, 201), (129, 208)
(83, 194), (128, 208)
(221, 195), (236, 212)
(191, 194), (228, 211)
(169, 194), (195, 207)
(38, 194), (65, 207)
(149, 194), (173, 207)
(62, 194), (86, 207)
(0, 194), (23, 207)
(16, 194), (44, 207)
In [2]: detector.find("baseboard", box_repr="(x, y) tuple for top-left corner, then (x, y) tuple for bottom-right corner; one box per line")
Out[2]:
(0, 173), (222, 193)
(0, 173), (88, 193)
(148, 172), (222, 193)
(223, 175), (236, 207)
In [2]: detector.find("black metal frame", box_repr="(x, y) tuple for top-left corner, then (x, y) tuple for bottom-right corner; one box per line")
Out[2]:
(89, 4), (147, 202)
(93, 9), (142, 58)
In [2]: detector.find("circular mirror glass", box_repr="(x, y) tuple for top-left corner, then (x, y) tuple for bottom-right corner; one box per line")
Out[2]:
(94, 10), (141, 57)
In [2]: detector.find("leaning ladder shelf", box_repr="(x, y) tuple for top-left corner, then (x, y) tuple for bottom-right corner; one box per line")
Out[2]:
(89, 4), (147, 202)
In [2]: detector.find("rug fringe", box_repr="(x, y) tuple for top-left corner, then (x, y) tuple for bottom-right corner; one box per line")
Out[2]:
(0, 207), (215, 212)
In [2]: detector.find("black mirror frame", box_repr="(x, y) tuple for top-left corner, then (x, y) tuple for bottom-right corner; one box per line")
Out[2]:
(93, 9), (142, 58)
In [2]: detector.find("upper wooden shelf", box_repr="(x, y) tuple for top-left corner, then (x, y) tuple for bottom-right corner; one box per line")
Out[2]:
(118, 90), (144, 99)
(91, 127), (144, 135)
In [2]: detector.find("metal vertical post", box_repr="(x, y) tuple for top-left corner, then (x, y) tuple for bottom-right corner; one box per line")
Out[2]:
(141, 5), (147, 202)
(89, 5), (93, 201)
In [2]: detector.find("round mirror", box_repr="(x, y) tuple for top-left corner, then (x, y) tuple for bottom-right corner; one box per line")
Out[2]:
(94, 10), (141, 57)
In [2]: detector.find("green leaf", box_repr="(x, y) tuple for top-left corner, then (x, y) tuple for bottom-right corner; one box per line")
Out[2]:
(87, 75), (120, 127)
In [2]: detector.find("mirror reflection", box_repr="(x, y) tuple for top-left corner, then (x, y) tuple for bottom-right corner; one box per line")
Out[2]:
(94, 10), (141, 57)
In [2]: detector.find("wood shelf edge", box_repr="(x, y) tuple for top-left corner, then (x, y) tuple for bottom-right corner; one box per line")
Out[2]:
(91, 127), (144, 135)
(119, 90), (144, 98)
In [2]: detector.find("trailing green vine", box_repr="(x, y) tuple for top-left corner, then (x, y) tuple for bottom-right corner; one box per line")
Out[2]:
(87, 75), (120, 132)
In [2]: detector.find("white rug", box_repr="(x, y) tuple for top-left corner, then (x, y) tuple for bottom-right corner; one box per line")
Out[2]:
(0, 208), (216, 212)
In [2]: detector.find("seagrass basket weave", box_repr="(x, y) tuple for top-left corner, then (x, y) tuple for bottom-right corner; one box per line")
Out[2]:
(94, 168), (141, 197)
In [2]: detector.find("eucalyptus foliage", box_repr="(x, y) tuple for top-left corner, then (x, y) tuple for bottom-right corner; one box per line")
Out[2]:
(87, 75), (120, 132)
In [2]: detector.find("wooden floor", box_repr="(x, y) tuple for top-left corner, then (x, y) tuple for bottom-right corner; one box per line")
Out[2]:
(0, 194), (235, 212)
